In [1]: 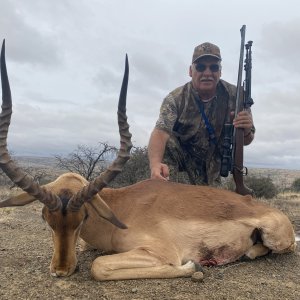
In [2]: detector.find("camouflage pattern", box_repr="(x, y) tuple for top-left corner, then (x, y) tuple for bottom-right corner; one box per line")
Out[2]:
(155, 80), (237, 186)
(192, 42), (221, 63)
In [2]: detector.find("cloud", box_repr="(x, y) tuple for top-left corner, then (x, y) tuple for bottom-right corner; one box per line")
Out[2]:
(258, 19), (300, 72)
(0, 0), (61, 67)
(1, 0), (300, 170)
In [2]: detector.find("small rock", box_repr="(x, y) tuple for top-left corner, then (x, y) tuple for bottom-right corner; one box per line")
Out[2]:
(215, 272), (224, 280)
(131, 288), (138, 293)
(194, 262), (204, 273)
(191, 271), (204, 282)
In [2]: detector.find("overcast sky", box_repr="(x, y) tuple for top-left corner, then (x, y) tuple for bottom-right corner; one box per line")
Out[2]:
(1, 0), (300, 170)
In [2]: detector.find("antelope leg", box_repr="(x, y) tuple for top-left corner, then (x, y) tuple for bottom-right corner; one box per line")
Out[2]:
(245, 244), (269, 259)
(91, 248), (195, 281)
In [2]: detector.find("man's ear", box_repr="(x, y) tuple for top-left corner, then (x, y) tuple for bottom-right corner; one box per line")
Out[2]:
(189, 65), (193, 77)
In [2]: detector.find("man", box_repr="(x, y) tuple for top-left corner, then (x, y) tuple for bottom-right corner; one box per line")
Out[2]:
(148, 42), (255, 186)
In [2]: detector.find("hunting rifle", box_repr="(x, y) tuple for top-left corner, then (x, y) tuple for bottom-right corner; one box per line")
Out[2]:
(220, 25), (254, 195)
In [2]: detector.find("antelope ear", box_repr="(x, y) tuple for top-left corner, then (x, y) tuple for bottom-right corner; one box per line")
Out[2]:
(0, 192), (36, 207)
(86, 196), (127, 230)
(0, 181), (56, 208)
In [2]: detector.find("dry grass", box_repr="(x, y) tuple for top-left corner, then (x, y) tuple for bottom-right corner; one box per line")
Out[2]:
(1, 172), (300, 299)
(261, 192), (300, 214)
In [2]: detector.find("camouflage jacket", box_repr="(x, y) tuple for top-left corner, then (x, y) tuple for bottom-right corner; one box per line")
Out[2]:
(155, 80), (237, 185)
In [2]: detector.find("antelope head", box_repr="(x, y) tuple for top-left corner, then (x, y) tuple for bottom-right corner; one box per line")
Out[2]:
(0, 40), (132, 277)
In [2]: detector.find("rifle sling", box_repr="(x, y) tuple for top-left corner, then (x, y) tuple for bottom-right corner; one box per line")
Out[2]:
(193, 92), (217, 146)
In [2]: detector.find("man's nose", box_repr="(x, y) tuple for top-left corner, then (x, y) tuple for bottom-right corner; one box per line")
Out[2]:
(203, 67), (213, 75)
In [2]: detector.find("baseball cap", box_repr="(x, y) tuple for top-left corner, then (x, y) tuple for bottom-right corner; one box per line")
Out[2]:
(192, 42), (221, 63)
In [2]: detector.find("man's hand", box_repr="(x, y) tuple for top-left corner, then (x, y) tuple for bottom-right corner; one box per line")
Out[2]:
(232, 111), (253, 134)
(148, 128), (170, 181)
(150, 163), (170, 181)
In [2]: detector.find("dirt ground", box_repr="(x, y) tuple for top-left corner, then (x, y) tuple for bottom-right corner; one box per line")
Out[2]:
(0, 196), (300, 300)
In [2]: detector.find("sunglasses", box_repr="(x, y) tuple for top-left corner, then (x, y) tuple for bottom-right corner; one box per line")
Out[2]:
(194, 63), (220, 73)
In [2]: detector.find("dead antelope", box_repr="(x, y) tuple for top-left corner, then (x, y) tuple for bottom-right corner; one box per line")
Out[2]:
(0, 40), (296, 281)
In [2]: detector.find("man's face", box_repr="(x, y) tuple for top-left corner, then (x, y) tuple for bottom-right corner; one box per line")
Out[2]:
(189, 56), (221, 95)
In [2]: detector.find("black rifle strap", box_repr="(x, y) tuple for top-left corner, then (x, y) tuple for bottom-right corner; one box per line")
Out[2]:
(193, 92), (217, 146)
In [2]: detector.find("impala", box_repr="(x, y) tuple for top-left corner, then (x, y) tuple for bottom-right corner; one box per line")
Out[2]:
(0, 40), (296, 280)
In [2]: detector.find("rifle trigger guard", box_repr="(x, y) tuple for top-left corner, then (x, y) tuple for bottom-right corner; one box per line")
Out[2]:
(233, 165), (248, 176)
(243, 166), (248, 176)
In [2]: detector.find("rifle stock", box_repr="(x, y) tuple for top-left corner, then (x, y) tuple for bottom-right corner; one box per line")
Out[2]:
(233, 127), (253, 195)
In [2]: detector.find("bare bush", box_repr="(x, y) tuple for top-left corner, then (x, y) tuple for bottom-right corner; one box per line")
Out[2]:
(0, 163), (50, 187)
(55, 142), (116, 180)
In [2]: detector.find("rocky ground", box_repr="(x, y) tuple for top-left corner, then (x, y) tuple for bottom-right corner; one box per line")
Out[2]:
(0, 192), (300, 300)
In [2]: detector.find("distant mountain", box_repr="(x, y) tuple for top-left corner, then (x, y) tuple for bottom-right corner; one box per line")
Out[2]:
(13, 156), (58, 168)
(11, 156), (300, 189)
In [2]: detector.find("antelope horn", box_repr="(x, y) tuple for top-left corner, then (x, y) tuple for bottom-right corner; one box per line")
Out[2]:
(0, 40), (61, 211)
(67, 54), (132, 211)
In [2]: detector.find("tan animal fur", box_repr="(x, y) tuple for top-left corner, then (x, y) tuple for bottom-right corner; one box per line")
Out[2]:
(0, 40), (296, 281)
(3, 174), (296, 280)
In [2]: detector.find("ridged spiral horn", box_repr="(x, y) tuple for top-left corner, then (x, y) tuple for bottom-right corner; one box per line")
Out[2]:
(0, 40), (61, 211)
(67, 54), (132, 211)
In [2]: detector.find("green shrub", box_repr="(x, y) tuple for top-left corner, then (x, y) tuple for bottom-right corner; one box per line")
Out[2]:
(245, 176), (278, 199)
(291, 178), (300, 192)
(224, 175), (278, 199)
(111, 146), (150, 187)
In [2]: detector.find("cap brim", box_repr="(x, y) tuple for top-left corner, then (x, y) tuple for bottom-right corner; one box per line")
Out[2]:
(193, 54), (221, 63)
